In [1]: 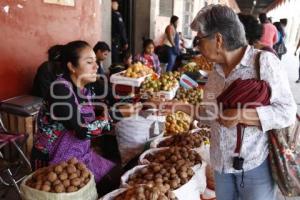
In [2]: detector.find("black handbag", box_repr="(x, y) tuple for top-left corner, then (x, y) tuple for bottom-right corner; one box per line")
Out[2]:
(274, 41), (287, 55)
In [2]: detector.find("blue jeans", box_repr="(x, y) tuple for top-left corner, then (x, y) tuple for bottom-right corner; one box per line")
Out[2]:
(214, 158), (276, 200)
(166, 47), (178, 71)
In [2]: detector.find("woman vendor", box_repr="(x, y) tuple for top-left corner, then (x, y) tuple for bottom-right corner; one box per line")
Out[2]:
(31, 40), (120, 195)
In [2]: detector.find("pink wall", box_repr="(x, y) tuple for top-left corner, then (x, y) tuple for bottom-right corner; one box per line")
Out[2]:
(0, 0), (102, 100)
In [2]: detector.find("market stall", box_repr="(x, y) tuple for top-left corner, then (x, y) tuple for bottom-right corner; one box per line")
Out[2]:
(20, 55), (216, 200)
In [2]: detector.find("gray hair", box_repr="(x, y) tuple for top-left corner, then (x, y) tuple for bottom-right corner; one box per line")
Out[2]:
(191, 5), (247, 51)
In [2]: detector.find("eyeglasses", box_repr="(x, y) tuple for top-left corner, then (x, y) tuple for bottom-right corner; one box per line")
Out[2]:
(194, 34), (212, 47)
(198, 34), (211, 40)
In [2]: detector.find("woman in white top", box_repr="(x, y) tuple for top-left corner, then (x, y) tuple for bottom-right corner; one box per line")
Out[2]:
(163, 15), (180, 71)
(191, 5), (296, 200)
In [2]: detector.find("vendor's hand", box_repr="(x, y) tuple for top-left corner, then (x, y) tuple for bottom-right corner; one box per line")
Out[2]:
(218, 109), (240, 128)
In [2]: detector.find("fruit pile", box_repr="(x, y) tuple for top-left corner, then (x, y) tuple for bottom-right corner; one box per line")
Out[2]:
(26, 158), (90, 193)
(165, 111), (191, 135)
(123, 62), (154, 78)
(127, 163), (195, 191)
(182, 62), (199, 73)
(141, 77), (161, 93)
(115, 185), (177, 200)
(158, 132), (210, 149)
(175, 87), (204, 105)
(170, 71), (182, 80)
(144, 147), (202, 167)
(141, 72), (179, 93)
(159, 73), (178, 91)
(191, 55), (213, 71)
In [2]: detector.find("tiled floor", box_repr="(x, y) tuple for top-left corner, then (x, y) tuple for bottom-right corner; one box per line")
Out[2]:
(283, 51), (300, 113)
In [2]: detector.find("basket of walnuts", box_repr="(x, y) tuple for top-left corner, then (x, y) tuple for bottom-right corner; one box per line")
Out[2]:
(20, 158), (97, 200)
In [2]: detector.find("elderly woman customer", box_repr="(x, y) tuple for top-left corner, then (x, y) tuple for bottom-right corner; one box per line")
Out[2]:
(191, 5), (296, 200)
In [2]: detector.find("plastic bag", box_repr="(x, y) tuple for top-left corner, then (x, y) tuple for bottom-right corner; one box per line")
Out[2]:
(201, 188), (216, 200)
(115, 115), (164, 166)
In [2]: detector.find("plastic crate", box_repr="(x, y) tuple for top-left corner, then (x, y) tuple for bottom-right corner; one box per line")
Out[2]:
(157, 83), (179, 100)
(110, 71), (151, 87)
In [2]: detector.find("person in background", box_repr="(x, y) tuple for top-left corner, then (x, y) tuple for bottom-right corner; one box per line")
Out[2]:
(192, 36), (201, 55)
(268, 17), (272, 23)
(98, 50), (134, 109)
(273, 22), (287, 60)
(178, 32), (187, 53)
(191, 5), (296, 200)
(93, 41), (111, 76)
(295, 37), (300, 83)
(89, 41), (111, 101)
(280, 18), (288, 32)
(238, 14), (277, 56)
(259, 13), (278, 48)
(32, 45), (64, 98)
(163, 15), (180, 71)
(122, 50), (133, 69)
(111, 0), (128, 63)
(109, 50), (132, 76)
(280, 18), (288, 42)
(31, 40), (121, 195)
(135, 39), (161, 75)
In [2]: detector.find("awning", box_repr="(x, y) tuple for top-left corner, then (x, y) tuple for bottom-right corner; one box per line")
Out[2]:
(236, 0), (280, 14)
(265, 0), (288, 12)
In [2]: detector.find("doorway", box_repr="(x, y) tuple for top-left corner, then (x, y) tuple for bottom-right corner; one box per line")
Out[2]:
(117, 0), (134, 53)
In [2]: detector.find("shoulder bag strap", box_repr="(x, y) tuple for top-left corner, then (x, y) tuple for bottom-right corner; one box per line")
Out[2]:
(234, 51), (263, 155)
(255, 51), (262, 80)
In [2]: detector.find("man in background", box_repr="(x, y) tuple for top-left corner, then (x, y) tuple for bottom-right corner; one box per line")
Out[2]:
(93, 41), (111, 76)
(89, 41), (111, 100)
(111, 0), (128, 64)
